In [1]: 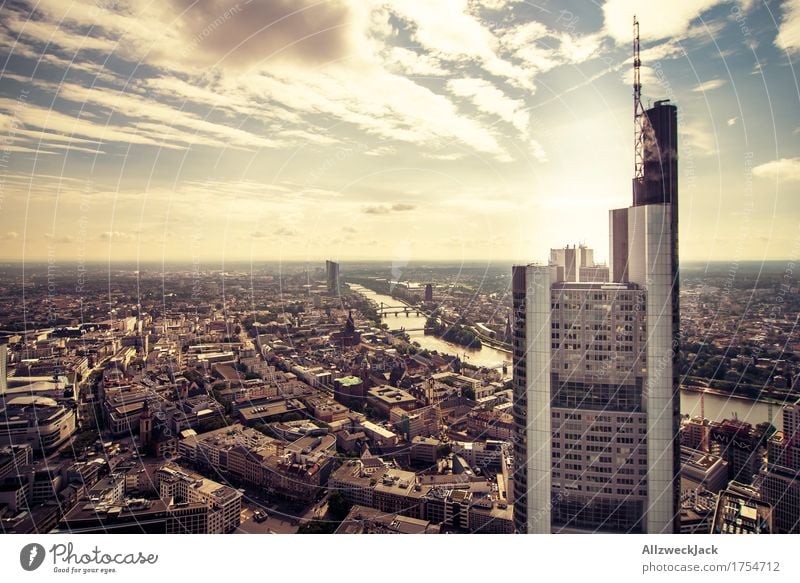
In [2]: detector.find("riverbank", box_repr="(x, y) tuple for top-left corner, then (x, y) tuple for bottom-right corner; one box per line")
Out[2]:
(349, 284), (786, 427)
(348, 283), (511, 370)
(681, 384), (798, 407)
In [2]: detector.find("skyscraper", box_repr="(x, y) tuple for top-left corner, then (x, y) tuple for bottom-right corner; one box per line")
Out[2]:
(550, 244), (609, 283)
(0, 337), (7, 396)
(760, 400), (800, 533)
(512, 21), (679, 534)
(326, 260), (340, 296)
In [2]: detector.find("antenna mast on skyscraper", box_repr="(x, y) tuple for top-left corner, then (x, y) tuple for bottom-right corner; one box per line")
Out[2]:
(633, 15), (645, 183)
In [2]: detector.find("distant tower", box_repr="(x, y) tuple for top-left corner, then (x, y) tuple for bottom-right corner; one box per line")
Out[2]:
(549, 244), (606, 282)
(0, 337), (7, 395)
(700, 392), (710, 453)
(178, 378), (189, 401)
(424, 284), (433, 302)
(326, 260), (341, 296)
(139, 401), (153, 449)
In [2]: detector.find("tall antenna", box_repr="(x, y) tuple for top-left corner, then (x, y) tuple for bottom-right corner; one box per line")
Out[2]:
(633, 15), (644, 182)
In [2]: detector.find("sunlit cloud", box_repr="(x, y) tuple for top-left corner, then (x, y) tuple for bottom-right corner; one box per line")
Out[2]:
(602, 0), (728, 43)
(775, 0), (800, 55)
(753, 158), (800, 182)
(0, 0), (796, 262)
(692, 79), (727, 92)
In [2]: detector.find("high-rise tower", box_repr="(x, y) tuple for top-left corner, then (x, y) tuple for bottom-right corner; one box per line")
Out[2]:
(513, 18), (680, 534)
(0, 337), (7, 396)
(760, 400), (800, 533)
(140, 401), (153, 450)
(326, 260), (341, 296)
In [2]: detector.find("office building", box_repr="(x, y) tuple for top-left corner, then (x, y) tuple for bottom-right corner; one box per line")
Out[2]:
(59, 473), (210, 534)
(0, 444), (32, 481)
(549, 244), (608, 283)
(410, 436), (441, 464)
(335, 505), (441, 534)
(760, 400), (800, 533)
(366, 385), (417, 417)
(680, 487), (718, 534)
(391, 405), (439, 440)
(711, 482), (772, 534)
(680, 447), (729, 494)
(156, 463), (242, 534)
(326, 260), (340, 295)
(512, 30), (680, 533)
(708, 418), (765, 485)
(0, 338), (7, 395)
(0, 396), (77, 453)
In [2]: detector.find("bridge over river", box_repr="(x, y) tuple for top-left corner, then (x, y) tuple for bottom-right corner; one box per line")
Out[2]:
(377, 302), (426, 317)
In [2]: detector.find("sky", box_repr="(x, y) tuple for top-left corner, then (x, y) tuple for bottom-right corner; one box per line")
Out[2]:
(0, 0), (799, 265)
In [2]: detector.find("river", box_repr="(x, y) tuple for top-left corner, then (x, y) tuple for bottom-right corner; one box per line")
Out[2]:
(350, 283), (782, 429)
(349, 284), (512, 371)
(681, 391), (783, 431)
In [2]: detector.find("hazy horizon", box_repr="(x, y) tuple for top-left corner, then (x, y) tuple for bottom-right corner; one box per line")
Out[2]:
(1, 1), (799, 264)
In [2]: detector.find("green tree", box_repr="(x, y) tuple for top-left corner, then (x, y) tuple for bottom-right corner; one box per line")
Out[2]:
(327, 492), (351, 521)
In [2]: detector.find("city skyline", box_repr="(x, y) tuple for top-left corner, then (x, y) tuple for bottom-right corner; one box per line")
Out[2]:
(1, 1), (799, 263)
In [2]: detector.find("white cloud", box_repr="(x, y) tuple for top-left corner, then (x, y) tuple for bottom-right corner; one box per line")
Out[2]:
(776, 0), (800, 54)
(621, 64), (661, 90)
(382, 0), (535, 90)
(2, 0), (531, 161)
(692, 79), (727, 92)
(3, 12), (119, 54)
(386, 47), (449, 77)
(240, 65), (509, 159)
(44, 233), (75, 243)
(363, 203), (416, 214)
(423, 151), (465, 161)
(0, 97), (183, 150)
(24, 0), (361, 73)
(54, 82), (280, 150)
(384, 1), (494, 56)
(753, 158), (800, 182)
(363, 205), (390, 215)
(472, 0), (524, 10)
(498, 20), (605, 80)
(680, 119), (718, 157)
(603, 1), (728, 43)
(391, 203), (415, 211)
(99, 231), (134, 241)
(448, 77), (529, 132)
